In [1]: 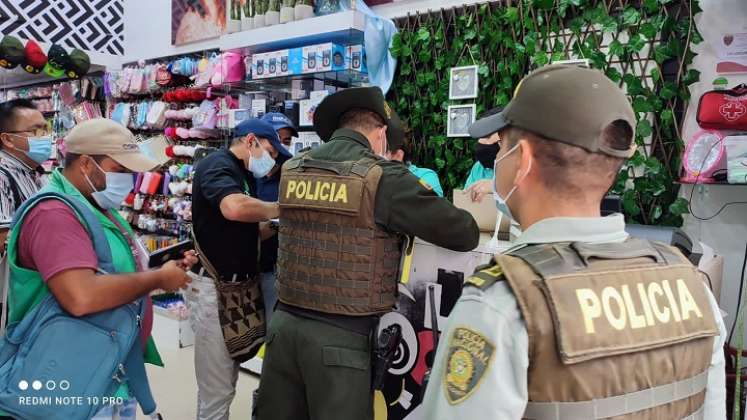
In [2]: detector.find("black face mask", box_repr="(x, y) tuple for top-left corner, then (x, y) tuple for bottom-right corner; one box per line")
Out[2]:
(474, 143), (500, 169)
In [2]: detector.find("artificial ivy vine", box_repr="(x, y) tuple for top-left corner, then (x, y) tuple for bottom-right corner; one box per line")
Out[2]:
(389, 0), (701, 227)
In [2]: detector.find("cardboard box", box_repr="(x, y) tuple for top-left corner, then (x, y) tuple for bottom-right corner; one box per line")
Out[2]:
(301, 45), (319, 74)
(252, 53), (268, 79)
(317, 43), (346, 73)
(347, 44), (367, 74)
(276, 49), (291, 77)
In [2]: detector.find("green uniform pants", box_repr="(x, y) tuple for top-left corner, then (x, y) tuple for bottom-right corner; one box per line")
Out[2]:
(256, 309), (373, 420)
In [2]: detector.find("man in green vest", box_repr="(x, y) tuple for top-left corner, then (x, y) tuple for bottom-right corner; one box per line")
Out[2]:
(3, 118), (195, 420)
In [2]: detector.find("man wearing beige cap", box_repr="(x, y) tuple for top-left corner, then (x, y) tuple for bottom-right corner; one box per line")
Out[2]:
(2, 118), (195, 420)
(421, 65), (726, 419)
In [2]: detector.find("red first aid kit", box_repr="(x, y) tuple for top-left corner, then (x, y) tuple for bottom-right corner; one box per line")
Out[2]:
(697, 84), (747, 130)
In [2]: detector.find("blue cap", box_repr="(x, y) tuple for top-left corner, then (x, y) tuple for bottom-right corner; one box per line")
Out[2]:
(262, 112), (298, 137)
(234, 118), (292, 158)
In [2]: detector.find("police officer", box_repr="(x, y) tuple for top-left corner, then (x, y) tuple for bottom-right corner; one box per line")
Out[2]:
(256, 86), (480, 420)
(421, 65), (727, 419)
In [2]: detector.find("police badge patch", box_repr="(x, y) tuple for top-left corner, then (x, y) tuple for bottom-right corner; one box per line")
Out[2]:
(444, 327), (495, 405)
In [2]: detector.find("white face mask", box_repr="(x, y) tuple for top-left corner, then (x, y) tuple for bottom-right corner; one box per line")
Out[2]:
(249, 148), (276, 178)
(492, 142), (531, 223)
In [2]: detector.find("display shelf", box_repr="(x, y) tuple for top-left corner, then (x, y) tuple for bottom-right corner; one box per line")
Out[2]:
(678, 181), (747, 186)
(220, 10), (365, 54)
(224, 69), (369, 94)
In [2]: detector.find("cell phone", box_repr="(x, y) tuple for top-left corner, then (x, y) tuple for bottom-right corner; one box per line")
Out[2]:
(148, 240), (194, 268)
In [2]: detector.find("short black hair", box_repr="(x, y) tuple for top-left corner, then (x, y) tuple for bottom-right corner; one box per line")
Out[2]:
(0, 99), (37, 133)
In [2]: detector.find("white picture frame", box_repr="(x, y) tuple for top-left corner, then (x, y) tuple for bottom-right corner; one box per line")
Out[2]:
(447, 104), (476, 138)
(449, 65), (479, 100)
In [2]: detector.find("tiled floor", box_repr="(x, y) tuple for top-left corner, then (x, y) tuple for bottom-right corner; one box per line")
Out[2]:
(138, 329), (259, 419)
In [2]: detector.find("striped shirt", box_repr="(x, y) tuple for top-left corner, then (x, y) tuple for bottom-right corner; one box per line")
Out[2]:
(0, 151), (46, 222)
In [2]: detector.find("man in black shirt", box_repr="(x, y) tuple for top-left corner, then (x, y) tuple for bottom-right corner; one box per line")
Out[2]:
(189, 118), (279, 420)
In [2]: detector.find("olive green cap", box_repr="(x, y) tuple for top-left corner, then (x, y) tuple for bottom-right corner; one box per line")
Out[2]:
(0, 35), (24, 69)
(313, 86), (405, 150)
(468, 64), (636, 158)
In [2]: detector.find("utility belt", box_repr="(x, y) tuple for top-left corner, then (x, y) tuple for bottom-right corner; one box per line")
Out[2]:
(190, 263), (255, 283)
(276, 302), (402, 391)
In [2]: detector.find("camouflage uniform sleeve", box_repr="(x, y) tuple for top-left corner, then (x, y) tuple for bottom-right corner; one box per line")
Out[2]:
(374, 161), (479, 252)
(421, 262), (530, 419)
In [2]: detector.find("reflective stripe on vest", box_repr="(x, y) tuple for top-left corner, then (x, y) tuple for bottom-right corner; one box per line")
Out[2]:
(524, 370), (708, 420)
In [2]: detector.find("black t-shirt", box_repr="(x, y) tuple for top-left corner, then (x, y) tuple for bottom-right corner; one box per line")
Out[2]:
(192, 149), (259, 278)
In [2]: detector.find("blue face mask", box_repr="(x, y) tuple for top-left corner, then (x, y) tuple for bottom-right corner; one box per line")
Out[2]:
(84, 160), (134, 210)
(492, 142), (531, 223)
(249, 148), (276, 178)
(25, 136), (53, 164)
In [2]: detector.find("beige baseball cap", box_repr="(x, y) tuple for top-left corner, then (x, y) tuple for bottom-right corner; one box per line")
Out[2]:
(64, 118), (160, 172)
(468, 64), (636, 158)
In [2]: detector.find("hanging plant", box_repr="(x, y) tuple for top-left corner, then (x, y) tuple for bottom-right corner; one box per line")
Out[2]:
(389, 0), (702, 227)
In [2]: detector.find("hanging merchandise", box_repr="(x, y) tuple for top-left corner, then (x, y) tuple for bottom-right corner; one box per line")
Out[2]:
(66, 49), (91, 79)
(211, 52), (245, 86)
(156, 63), (173, 87)
(242, 0), (255, 29)
(294, 0), (314, 20)
(22, 40), (47, 74)
(0, 35), (24, 69)
(44, 44), (71, 78)
(697, 84), (747, 130)
(280, 0), (295, 23)
(266, 0), (281, 25)
(682, 130), (727, 184)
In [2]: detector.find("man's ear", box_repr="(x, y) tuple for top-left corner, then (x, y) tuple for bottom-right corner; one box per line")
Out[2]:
(515, 139), (534, 184)
(0, 133), (15, 150)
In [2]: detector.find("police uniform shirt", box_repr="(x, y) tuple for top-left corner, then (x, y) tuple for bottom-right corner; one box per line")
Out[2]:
(192, 148), (260, 278)
(420, 214), (727, 420)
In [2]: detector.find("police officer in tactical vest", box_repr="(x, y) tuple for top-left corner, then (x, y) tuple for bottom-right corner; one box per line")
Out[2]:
(421, 65), (727, 419)
(256, 87), (480, 420)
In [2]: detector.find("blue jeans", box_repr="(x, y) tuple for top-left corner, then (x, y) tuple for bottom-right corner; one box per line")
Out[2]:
(260, 270), (278, 325)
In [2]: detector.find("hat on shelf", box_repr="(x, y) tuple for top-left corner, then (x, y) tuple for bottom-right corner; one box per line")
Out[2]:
(66, 49), (90, 79)
(0, 35), (24, 69)
(23, 40), (47, 74)
(44, 44), (71, 78)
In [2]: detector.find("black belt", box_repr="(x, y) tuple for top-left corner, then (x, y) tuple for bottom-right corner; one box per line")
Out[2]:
(190, 263), (254, 282)
(276, 302), (379, 336)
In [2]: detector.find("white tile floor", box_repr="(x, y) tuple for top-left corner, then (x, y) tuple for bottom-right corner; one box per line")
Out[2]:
(138, 337), (259, 419)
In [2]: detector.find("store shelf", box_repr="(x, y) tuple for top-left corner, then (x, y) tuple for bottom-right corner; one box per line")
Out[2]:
(220, 10), (365, 54)
(224, 69), (369, 93)
(677, 181), (747, 186)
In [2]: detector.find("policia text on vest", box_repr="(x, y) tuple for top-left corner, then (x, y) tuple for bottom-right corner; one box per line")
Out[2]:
(285, 179), (350, 204)
(577, 278), (703, 334)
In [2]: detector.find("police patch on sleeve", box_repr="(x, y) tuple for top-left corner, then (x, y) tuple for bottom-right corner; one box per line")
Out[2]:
(443, 327), (495, 405)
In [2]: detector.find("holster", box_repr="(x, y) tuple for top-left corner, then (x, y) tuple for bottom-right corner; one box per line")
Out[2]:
(371, 323), (402, 391)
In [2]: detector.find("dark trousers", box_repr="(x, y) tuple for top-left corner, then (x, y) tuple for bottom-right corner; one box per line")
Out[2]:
(256, 309), (373, 420)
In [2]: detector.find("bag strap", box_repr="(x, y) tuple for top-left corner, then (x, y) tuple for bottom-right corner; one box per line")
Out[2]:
(1, 250), (9, 336)
(124, 334), (157, 415)
(190, 227), (221, 281)
(11, 192), (116, 274)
